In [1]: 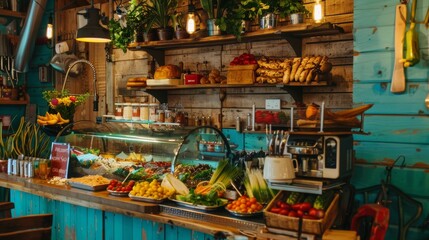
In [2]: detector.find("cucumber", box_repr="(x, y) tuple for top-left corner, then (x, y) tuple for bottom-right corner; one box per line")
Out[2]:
(286, 192), (303, 205)
(313, 190), (335, 210)
(303, 194), (317, 204)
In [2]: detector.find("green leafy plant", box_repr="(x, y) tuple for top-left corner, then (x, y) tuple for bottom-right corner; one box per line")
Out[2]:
(261, 0), (308, 18)
(147, 0), (178, 29)
(237, 0), (269, 21)
(108, 0), (150, 52)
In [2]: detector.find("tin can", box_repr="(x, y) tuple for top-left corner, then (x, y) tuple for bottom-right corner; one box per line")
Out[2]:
(7, 158), (12, 175)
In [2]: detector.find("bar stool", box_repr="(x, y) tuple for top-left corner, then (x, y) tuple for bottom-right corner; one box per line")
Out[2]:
(0, 213), (53, 240)
(0, 202), (14, 218)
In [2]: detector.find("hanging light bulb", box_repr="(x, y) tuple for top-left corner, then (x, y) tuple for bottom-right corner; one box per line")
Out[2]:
(46, 15), (53, 40)
(313, 0), (323, 24)
(186, 0), (196, 34)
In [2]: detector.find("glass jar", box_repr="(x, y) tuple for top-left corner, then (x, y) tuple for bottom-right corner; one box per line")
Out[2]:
(140, 103), (149, 121)
(114, 103), (124, 119)
(123, 103), (133, 120)
(148, 104), (158, 122)
(131, 103), (140, 121)
(157, 109), (165, 122)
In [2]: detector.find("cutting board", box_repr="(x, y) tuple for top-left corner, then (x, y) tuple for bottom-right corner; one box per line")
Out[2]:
(390, 4), (407, 93)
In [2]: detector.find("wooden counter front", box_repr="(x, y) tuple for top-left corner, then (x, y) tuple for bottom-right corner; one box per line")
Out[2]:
(0, 173), (261, 239)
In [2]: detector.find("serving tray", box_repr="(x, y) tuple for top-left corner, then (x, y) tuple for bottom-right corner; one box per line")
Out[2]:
(68, 182), (109, 191)
(169, 198), (227, 211)
(129, 194), (167, 203)
(225, 208), (263, 217)
(107, 189), (130, 197)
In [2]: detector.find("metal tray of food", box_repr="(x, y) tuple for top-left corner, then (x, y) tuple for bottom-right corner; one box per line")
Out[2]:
(225, 208), (263, 217)
(107, 189), (130, 197)
(169, 198), (227, 211)
(68, 182), (109, 191)
(129, 194), (167, 203)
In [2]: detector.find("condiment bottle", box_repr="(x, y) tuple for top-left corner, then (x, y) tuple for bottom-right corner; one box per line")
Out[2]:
(131, 103), (141, 121)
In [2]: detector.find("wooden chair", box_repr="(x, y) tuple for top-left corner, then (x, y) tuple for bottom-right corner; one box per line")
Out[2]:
(0, 213), (53, 240)
(0, 202), (14, 218)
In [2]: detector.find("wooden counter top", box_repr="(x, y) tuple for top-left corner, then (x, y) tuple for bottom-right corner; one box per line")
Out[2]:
(0, 173), (262, 237)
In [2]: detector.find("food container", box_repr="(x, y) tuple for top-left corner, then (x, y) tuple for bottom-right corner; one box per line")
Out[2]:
(227, 64), (257, 85)
(184, 74), (202, 85)
(148, 103), (158, 122)
(114, 103), (123, 119)
(123, 103), (133, 120)
(131, 103), (140, 121)
(264, 191), (339, 235)
(139, 103), (149, 121)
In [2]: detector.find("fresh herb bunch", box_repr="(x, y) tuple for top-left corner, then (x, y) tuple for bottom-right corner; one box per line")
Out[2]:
(261, 0), (308, 18)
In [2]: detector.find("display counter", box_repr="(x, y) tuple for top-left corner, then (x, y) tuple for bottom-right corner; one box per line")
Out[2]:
(0, 173), (266, 239)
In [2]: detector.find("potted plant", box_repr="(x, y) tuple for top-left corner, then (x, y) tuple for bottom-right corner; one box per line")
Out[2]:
(287, 0), (310, 24)
(147, 0), (178, 40)
(235, 0), (269, 32)
(172, 12), (190, 39)
(108, 0), (150, 52)
(200, 0), (232, 36)
(260, 0), (307, 28)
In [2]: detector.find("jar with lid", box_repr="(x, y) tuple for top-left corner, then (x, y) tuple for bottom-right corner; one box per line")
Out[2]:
(123, 103), (133, 120)
(140, 103), (149, 121)
(148, 103), (158, 122)
(114, 103), (124, 119)
(157, 109), (165, 122)
(131, 103), (141, 121)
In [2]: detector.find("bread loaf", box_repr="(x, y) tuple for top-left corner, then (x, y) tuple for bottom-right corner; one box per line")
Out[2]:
(154, 64), (181, 79)
(127, 77), (147, 88)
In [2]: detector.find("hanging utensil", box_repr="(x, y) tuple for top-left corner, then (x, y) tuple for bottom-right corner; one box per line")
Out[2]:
(390, 3), (407, 93)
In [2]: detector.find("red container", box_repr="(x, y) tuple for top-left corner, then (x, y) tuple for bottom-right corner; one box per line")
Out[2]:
(184, 74), (202, 85)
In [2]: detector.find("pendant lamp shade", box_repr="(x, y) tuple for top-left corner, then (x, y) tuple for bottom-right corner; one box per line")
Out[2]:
(76, 7), (111, 43)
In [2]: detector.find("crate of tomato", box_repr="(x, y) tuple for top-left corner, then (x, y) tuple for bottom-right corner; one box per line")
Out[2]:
(263, 190), (339, 235)
(227, 53), (258, 85)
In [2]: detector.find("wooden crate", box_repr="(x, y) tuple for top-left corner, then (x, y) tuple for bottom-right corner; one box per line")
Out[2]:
(226, 64), (257, 84)
(263, 191), (339, 235)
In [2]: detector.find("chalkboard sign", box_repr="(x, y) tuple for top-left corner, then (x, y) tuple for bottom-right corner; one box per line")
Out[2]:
(50, 142), (70, 178)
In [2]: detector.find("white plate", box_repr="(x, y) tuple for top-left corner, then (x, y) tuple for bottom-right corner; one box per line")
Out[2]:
(107, 189), (130, 197)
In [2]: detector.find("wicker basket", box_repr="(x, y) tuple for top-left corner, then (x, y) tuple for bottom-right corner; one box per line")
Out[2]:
(263, 191), (339, 235)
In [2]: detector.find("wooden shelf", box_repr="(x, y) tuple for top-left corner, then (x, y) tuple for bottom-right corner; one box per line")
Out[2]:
(0, 99), (28, 105)
(0, 9), (26, 18)
(128, 23), (343, 65)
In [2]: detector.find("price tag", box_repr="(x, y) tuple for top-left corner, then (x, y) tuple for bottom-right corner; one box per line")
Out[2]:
(50, 142), (70, 178)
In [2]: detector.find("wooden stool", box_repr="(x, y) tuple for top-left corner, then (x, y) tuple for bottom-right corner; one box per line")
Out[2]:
(0, 213), (53, 240)
(0, 202), (14, 218)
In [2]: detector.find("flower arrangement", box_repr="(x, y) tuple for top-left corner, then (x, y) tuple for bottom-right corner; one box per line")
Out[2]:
(42, 90), (90, 122)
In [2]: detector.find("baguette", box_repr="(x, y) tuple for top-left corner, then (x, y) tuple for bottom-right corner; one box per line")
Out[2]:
(290, 58), (301, 82)
(294, 57), (309, 81)
(306, 56), (323, 83)
(299, 57), (316, 82)
(283, 59), (293, 84)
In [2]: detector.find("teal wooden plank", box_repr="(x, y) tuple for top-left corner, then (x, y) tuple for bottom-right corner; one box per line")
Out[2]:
(76, 205), (88, 240)
(141, 219), (155, 240)
(88, 208), (103, 240)
(354, 0), (396, 28)
(355, 141), (429, 167)
(243, 132), (266, 152)
(165, 224), (178, 239)
(353, 51), (428, 82)
(104, 212), (115, 240)
(354, 115), (429, 144)
(354, 21), (429, 53)
(354, 0), (429, 29)
(153, 222), (165, 240)
(192, 231), (206, 240)
(222, 128), (245, 151)
(122, 215), (134, 239)
(353, 82), (429, 114)
(132, 218), (144, 240)
(178, 227), (192, 239)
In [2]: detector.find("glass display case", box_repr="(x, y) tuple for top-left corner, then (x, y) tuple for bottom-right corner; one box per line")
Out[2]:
(54, 121), (231, 179)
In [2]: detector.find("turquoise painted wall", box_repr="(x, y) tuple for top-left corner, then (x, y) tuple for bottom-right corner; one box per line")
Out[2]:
(352, 0), (429, 239)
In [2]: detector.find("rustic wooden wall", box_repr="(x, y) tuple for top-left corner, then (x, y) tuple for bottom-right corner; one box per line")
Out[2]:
(352, 0), (429, 239)
(112, 0), (355, 129)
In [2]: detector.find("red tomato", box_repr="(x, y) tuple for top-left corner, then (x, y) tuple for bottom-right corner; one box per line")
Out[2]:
(292, 203), (301, 211)
(288, 211), (298, 218)
(303, 215), (318, 220)
(280, 203), (290, 210)
(308, 208), (318, 217)
(270, 207), (281, 213)
(299, 202), (312, 212)
(297, 210), (304, 217)
(316, 209), (325, 219)
(279, 209), (289, 215)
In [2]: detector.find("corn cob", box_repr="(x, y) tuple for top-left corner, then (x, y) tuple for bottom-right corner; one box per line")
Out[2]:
(400, 0), (419, 67)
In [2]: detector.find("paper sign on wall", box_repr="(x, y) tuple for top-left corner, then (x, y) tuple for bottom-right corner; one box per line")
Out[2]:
(50, 142), (70, 178)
